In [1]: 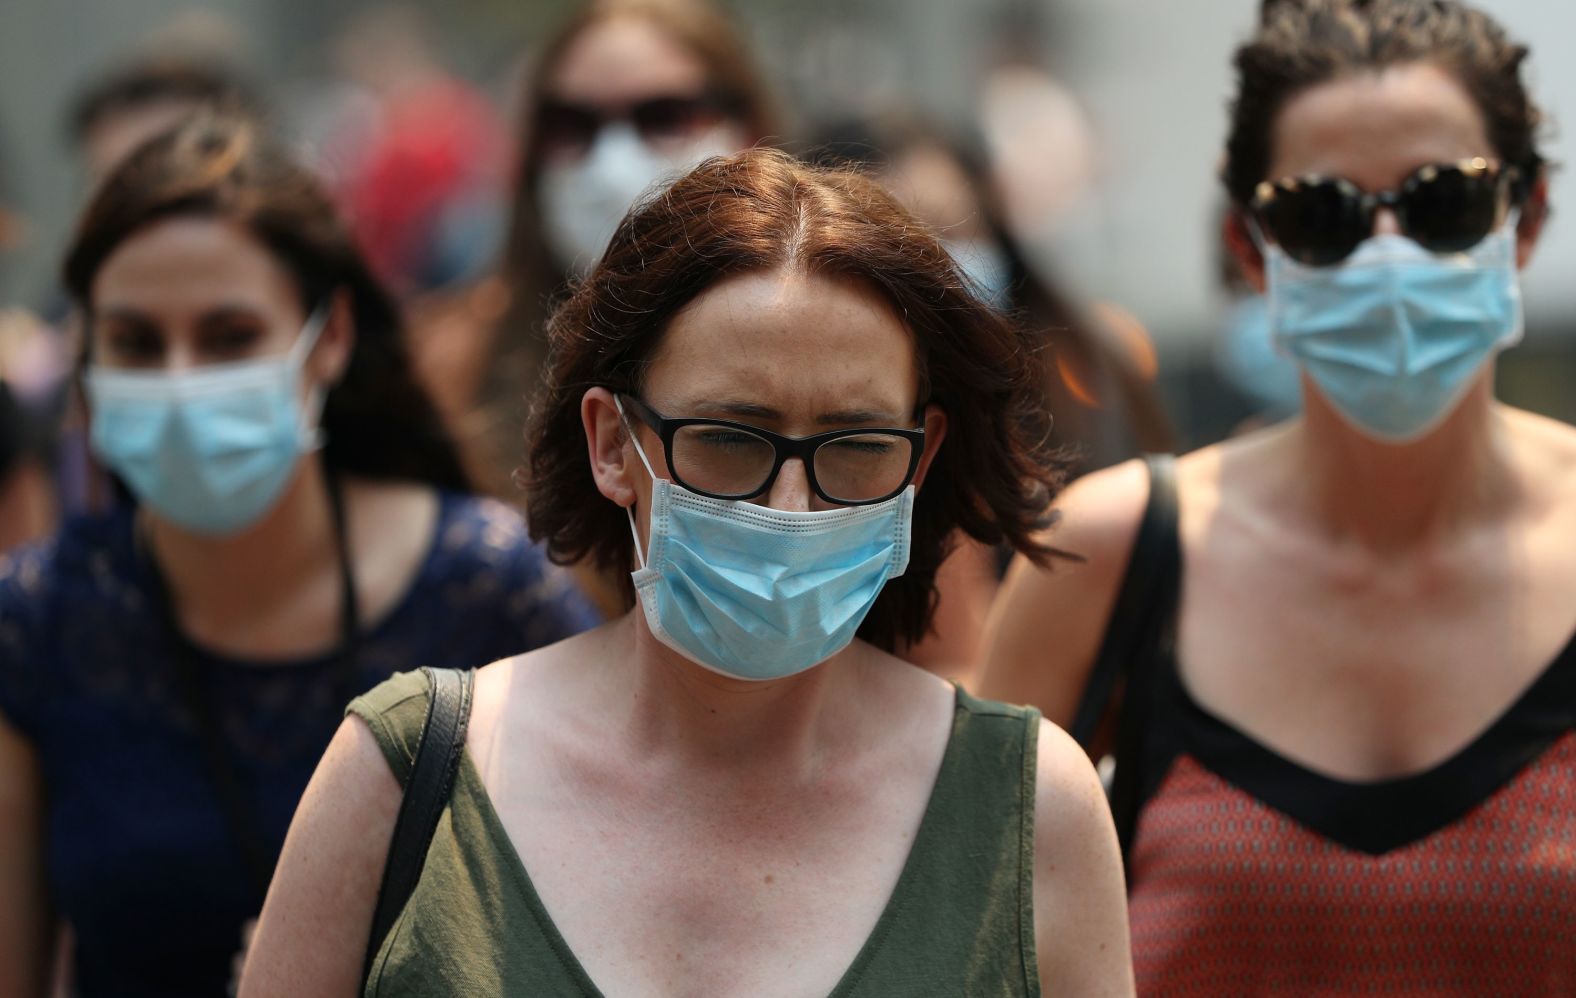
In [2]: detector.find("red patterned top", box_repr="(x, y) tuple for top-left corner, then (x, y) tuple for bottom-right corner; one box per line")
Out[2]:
(1129, 737), (1576, 995)
(1094, 457), (1576, 995)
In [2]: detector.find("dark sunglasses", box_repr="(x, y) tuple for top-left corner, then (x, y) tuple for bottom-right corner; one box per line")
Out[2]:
(535, 92), (731, 158)
(620, 395), (926, 506)
(1249, 158), (1521, 267)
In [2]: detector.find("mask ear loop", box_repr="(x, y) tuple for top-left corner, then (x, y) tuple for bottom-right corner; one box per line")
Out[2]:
(614, 395), (660, 570)
(292, 304), (332, 452)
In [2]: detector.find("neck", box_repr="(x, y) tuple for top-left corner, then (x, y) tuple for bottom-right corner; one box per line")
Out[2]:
(600, 612), (859, 776)
(1290, 371), (1514, 550)
(146, 457), (341, 630)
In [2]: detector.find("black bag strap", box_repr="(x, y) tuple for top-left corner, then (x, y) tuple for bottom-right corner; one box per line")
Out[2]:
(1068, 454), (1181, 748)
(1067, 455), (1181, 872)
(363, 666), (474, 984)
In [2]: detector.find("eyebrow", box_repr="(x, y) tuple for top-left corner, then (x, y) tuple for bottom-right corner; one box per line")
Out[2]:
(684, 398), (909, 426)
(95, 303), (266, 325)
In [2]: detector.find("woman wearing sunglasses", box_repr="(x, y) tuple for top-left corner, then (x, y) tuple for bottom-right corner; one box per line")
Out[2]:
(423, 0), (776, 510)
(242, 149), (1134, 996)
(980, 0), (1576, 992)
(0, 116), (598, 997)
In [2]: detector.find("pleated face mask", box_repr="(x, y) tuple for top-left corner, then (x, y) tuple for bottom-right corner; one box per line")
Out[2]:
(621, 408), (913, 681)
(84, 306), (328, 535)
(1265, 221), (1523, 443)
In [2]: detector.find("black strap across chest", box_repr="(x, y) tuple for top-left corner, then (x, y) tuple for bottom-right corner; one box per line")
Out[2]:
(1068, 454), (1180, 869)
(143, 472), (362, 905)
(363, 665), (474, 986)
(1070, 455), (1576, 864)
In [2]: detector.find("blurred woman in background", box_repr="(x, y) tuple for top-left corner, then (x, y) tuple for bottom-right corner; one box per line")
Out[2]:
(426, 0), (778, 503)
(980, 1), (1576, 992)
(0, 115), (597, 997)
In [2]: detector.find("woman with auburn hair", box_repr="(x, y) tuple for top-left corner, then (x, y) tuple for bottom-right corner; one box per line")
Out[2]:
(980, 0), (1576, 993)
(243, 148), (1133, 996)
(0, 115), (596, 997)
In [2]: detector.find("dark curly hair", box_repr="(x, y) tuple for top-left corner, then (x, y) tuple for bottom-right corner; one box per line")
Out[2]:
(523, 148), (1068, 651)
(1224, 0), (1546, 206)
(63, 114), (472, 493)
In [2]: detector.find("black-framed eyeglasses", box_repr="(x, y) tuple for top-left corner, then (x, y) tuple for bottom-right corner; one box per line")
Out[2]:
(619, 395), (925, 506)
(1250, 157), (1521, 267)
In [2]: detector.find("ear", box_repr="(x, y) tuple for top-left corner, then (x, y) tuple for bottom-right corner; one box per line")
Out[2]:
(307, 289), (356, 387)
(1515, 172), (1550, 270)
(911, 402), (949, 490)
(1223, 208), (1266, 294)
(583, 387), (638, 508)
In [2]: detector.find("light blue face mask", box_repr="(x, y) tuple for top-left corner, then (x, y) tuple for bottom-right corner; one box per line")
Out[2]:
(943, 237), (1013, 308)
(1264, 220), (1522, 443)
(84, 307), (329, 535)
(620, 400), (914, 681)
(1215, 293), (1303, 419)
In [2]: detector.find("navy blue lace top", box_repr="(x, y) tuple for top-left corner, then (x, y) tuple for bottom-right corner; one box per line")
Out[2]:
(0, 491), (600, 997)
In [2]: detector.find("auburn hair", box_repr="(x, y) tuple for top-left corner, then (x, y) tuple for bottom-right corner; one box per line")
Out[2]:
(524, 148), (1068, 651)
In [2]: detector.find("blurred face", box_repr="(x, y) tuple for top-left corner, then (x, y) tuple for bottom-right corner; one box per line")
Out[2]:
(614, 267), (946, 527)
(89, 216), (347, 381)
(536, 15), (744, 167)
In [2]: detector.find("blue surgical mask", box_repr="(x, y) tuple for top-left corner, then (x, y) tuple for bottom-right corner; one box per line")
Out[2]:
(84, 307), (329, 535)
(943, 237), (1013, 308)
(539, 123), (737, 275)
(619, 400), (913, 681)
(1264, 221), (1522, 443)
(1215, 293), (1302, 419)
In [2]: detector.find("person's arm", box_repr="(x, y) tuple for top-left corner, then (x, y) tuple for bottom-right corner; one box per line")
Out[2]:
(974, 459), (1150, 727)
(0, 713), (54, 997)
(237, 717), (400, 996)
(1031, 718), (1134, 996)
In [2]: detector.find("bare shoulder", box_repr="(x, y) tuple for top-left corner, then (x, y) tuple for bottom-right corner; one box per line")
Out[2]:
(1030, 718), (1135, 996)
(238, 715), (400, 995)
(975, 458), (1159, 720)
(1032, 718), (1118, 861)
(1504, 406), (1576, 490)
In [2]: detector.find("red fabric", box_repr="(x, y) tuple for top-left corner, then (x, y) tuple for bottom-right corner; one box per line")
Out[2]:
(1129, 736), (1576, 996)
(340, 80), (503, 291)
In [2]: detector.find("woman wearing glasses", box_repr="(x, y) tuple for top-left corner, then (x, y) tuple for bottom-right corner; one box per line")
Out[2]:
(980, 0), (1576, 992)
(242, 149), (1134, 995)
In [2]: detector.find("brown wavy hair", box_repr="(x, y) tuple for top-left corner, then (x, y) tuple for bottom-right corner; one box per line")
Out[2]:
(1224, 0), (1546, 207)
(524, 148), (1067, 651)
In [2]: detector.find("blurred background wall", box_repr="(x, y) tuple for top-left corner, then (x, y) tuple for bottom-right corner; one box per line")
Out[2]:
(2, 0), (1571, 449)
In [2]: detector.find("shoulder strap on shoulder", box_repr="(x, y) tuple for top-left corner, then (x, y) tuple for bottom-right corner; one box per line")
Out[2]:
(1068, 454), (1181, 747)
(362, 666), (474, 984)
(1104, 456), (1181, 873)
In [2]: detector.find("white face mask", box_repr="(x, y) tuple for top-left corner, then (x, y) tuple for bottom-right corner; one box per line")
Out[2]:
(537, 122), (739, 274)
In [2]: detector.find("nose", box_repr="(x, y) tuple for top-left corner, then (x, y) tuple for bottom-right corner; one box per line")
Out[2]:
(765, 457), (813, 512)
(1374, 206), (1403, 236)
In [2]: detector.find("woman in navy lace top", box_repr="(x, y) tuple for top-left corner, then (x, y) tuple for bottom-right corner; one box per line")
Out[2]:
(0, 115), (598, 997)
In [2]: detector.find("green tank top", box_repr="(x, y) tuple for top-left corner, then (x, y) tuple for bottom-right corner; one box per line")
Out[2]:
(349, 669), (1042, 996)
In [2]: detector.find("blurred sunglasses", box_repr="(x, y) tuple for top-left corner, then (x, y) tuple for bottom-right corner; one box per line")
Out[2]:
(1249, 158), (1521, 266)
(535, 92), (732, 157)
